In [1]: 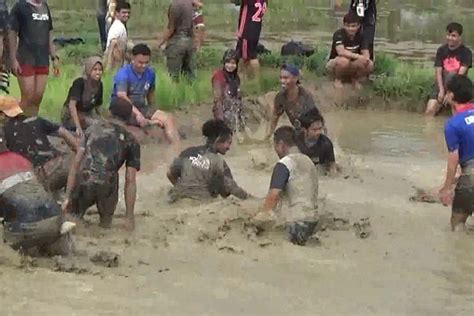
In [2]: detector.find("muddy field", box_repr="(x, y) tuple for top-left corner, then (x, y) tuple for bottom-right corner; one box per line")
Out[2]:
(1, 89), (473, 315)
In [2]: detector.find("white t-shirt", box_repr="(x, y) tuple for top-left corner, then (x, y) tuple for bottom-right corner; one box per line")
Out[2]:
(106, 19), (127, 50)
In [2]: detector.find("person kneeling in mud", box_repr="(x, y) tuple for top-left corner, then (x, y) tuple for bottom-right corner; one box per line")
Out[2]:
(212, 49), (245, 135)
(255, 126), (319, 246)
(0, 151), (75, 255)
(439, 75), (474, 232)
(61, 56), (104, 136)
(0, 94), (78, 194)
(326, 11), (373, 89)
(266, 64), (321, 139)
(167, 119), (250, 203)
(63, 119), (140, 231)
(297, 108), (337, 175)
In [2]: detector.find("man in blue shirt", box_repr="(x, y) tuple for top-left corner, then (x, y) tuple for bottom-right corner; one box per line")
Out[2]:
(439, 75), (474, 231)
(109, 43), (179, 149)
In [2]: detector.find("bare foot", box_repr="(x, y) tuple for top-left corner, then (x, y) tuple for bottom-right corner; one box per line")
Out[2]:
(333, 80), (343, 89)
(352, 80), (363, 90)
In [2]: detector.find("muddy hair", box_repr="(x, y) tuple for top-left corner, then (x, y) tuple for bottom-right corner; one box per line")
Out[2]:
(202, 119), (233, 144)
(299, 108), (324, 129)
(446, 22), (463, 35)
(446, 75), (472, 103)
(274, 126), (296, 146)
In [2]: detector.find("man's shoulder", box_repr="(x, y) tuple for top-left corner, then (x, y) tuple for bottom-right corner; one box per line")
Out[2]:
(298, 85), (313, 97)
(110, 19), (126, 31)
(114, 65), (132, 80)
(459, 44), (472, 54)
(180, 145), (207, 158)
(318, 134), (333, 146)
(333, 28), (345, 37)
(436, 44), (449, 53)
(144, 67), (156, 79)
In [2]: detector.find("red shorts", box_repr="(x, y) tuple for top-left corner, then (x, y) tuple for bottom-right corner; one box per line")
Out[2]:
(19, 65), (49, 77)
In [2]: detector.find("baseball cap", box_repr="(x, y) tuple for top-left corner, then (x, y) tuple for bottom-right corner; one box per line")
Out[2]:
(0, 95), (23, 117)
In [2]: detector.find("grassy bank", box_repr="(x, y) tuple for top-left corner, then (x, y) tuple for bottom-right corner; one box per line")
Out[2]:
(11, 40), (473, 121)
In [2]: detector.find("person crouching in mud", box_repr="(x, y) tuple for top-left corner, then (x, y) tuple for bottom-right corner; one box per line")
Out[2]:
(439, 75), (474, 232)
(167, 119), (251, 203)
(212, 49), (245, 135)
(0, 150), (75, 255)
(254, 126), (319, 246)
(62, 119), (140, 231)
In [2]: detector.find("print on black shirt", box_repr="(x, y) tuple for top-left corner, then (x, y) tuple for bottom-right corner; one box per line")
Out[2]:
(434, 44), (472, 73)
(237, 0), (267, 40)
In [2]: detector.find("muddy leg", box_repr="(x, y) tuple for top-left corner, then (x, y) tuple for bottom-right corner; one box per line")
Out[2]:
(333, 56), (351, 89)
(450, 212), (469, 232)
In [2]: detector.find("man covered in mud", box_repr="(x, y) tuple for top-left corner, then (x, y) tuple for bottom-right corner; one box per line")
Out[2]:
(255, 126), (319, 246)
(266, 64), (320, 139)
(167, 119), (250, 203)
(0, 94), (78, 194)
(297, 108), (337, 175)
(63, 119), (140, 230)
(326, 11), (373, 89)
(158, 0), (194, 81)
(109, 44), (179, 148)
(439, 75), (474, 232)
(425, 23), (472, 116)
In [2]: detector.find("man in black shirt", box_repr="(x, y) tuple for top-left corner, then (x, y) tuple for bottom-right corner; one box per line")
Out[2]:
(326, 12), (373, 90)
(9, 0), (59, 115)
(297, 108), (337, 175)
(0, 95), (78, 193)
(349, 0), (376, 59)
(425, 23), (472, 116)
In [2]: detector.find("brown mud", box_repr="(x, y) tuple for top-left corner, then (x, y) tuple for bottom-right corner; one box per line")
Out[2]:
(1, 88), (474, 315)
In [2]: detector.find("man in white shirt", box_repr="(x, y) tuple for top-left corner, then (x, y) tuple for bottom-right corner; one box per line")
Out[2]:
(105, 1), (130, 70)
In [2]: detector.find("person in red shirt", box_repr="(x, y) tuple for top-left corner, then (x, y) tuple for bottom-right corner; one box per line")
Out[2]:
(232, 0), (267, 77)
(211, 49), (245, 134)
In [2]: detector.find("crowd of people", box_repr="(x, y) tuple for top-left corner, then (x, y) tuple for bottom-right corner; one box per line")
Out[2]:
(0, 0), (473, 254)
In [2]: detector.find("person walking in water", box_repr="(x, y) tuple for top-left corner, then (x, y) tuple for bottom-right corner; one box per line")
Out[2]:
(439, 75), (474, 232)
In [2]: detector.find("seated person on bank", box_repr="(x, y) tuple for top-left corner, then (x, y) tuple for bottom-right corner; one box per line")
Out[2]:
(0, 95), (78, 194)
(255, 126), (319, 246)
(297, 109), (337, 175)
(167, 119), (250, 203)
(109, 43), (179, 147)
(425, 22), (472, 116)
(266, 64), (320, 139)
(61, 56), (104, 136)
(326, 11), (373, 89)
(62, 119), (140, 231)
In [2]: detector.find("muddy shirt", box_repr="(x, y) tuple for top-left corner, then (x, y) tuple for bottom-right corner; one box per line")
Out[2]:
(3, 115), (60, 167)
(329, 28), (368, 60)
(9, 0), (53, 67)
(64, 78), (103, 113)
(296, 133), (335, 168)
(237, 0), (267, 40)
(168, 0), (193, 37)
(435, 44), (472, 74)
(274, 86), (320, 129)
(80, 120), (140, 183)
(169, 145), (248, 202)
(269, 149), (319, 222)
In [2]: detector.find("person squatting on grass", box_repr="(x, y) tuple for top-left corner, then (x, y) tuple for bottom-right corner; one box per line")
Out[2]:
(425, 23), (472, 116)
(61, 57), (104, 137)
(9, 0), (60, 115)
(326, 11), (374, 90)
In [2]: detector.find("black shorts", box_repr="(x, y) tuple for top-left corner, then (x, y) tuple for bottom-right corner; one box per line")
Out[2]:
(71, 172), (119, 227)
(236, 37), (258, 61)
(452, 173), (474, 216)
(109, 98), (155, 127)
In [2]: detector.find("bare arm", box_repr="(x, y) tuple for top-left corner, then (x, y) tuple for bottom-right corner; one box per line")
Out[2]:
(212, 83), (225, 120)
(158, 28), (174, 48)
(263, 189), (281, 212)
(442, 151), (459, 191)
(222, 175), (250, 200)
(124, 166), (137, 225)
(266, 113), (280, 139)
(146, 88), (155, 107)
(335, 45), (364, 60)
(57, 127), (79, 152)
(458, 66), (469, 75)
(435, 67), (444, 94)
(68, 100), (81, 131)
(361, 49), (371, 60)
(116, 91), (143, 118)
(49, 31), (56, 58)
(62, 147), (85, 214)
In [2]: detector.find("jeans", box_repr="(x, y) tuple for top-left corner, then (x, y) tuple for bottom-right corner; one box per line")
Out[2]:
(97, 14), (107, 52)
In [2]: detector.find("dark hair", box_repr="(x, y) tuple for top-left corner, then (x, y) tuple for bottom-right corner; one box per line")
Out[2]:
(273, 126), (296, 146)
(446, 75), (473, 103)
(299, 108), (324, 129)
(343, 11), (361, 25)
(202, 119), (233, 143)
(132, 44), (151, 56)
(446, 22), (463, 36)
(116, 1), (131, 12)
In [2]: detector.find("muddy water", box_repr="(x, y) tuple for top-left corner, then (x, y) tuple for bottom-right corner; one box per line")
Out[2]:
(1, 105), (473, 315)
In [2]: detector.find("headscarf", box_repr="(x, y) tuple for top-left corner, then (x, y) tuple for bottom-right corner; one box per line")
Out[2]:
(222, 49), (240, 98)
(82, 56), (103, 103)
